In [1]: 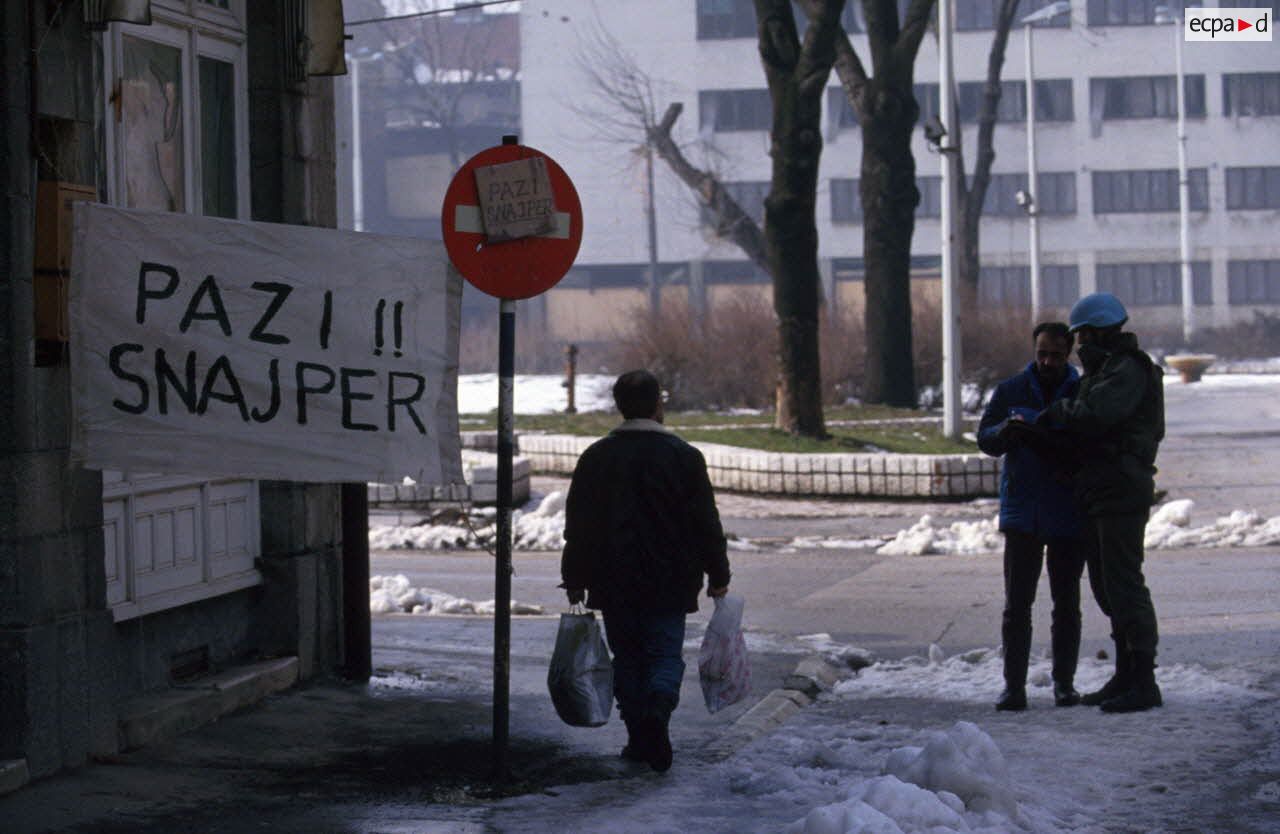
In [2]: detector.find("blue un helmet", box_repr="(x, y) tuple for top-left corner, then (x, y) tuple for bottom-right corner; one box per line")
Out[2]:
(1068, 292), (1128, 333)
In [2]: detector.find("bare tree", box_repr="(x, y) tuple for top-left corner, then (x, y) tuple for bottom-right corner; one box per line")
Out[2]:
(372, 8), (520, 170)
(817, 0), (937, 407)
(953, 0), (1026, 302)
(752, 0), (845, 436)
(574, 6), (844, 437)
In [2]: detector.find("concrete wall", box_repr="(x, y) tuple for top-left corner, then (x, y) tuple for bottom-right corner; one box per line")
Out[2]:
(1, 2), (346, 782)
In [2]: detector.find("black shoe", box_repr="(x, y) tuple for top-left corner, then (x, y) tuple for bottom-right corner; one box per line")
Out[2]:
(1054, 683), (1081, 707)
(1099, 683), (1163, 713)
(620, 743), (646, 762)
(995, 688), (1027, 711)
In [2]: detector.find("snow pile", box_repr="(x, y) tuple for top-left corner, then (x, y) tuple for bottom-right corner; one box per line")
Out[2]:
(784, 722), (1023, 833)
(876, 515), (1003, 556)
(789, 535), (889, 551)
(368, 574), (544, 616)
(833, 644), (1266, 706)
(1145, 498), (1280, 549)
(457, 373), (615, 415)
(368, 491), (568, 552)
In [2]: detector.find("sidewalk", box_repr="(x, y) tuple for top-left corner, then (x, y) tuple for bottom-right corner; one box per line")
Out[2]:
(0, 615), (806, 834)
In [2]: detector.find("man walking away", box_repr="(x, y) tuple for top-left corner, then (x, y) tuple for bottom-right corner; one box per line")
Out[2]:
(1039, 293), (1165, 713)
(560, 370), (732, 771)
(978, 322), (1087, 711)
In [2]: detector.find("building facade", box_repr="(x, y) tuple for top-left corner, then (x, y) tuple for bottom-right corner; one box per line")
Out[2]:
(1, 0), (351, 784)
(519, 0), (1280, 346)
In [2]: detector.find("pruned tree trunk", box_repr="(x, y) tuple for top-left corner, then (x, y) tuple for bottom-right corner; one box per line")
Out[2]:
(860, 72), (920, 407)
(826, 0), (936, 406)
(754, 0), (842, 437)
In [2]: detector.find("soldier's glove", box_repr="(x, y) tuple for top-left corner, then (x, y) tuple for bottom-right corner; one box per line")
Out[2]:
(565, 587), (585, 605)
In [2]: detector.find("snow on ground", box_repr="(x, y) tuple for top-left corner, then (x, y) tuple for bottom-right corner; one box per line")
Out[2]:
(368, 497), (1280, 557)
(485, 637), (1271, 834)
(457, 373), (615, 415)
(368, 573), (545, 616)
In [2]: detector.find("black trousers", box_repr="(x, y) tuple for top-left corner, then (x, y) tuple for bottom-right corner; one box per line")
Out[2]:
(1087, 512), (1160, 656)
(1002, 530), (1086, 686)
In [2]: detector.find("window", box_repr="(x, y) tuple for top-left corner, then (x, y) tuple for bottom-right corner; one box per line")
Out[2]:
(1096, 261), (1212, 306)
(1223, 73), (1280, 117)
(1086, 0), (1184, 25)
(1226, 167), (1280, 210)
(956, 80), (1073, 123)
(959, 0), (1071, 30)
(703, 260), (771, 284)
(915, 83), (941, 124)
(1091, 169), (1208, 213)
(1043, 265), (1081, 307)
(103, 3), (259, 621)
(983, 172), (1076, 216)
(1228, 260), (1280, 304)
(109, 10), (249, 218)
(829, 88), (859, 129)
(703, 180), (770, 227)
(697, 0), (757, 39)
(977, 266), (1079, 306)
(1090, 75), (1206, 120)
(699, 89), (772, 131)
(831, 177), (942, 222)
(830, 178), (862, 222)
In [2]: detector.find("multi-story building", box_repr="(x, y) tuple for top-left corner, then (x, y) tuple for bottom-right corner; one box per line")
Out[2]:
(520, 0), (1280, 347)
(2, 0), (354, 785)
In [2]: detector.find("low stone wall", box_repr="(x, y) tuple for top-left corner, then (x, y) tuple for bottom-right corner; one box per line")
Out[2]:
(368, 449), (532, 508)
(517, 434), (999, 498)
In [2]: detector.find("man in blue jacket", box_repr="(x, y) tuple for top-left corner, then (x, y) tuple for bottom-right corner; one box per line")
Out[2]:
(978, 322), (1086, 710)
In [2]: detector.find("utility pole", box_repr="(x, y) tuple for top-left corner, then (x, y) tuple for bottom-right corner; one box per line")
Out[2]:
(938, 0), (963, 440)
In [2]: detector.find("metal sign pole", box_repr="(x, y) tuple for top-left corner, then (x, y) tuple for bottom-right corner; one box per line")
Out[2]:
(493, 297), (515, 777)
(492, 134), (519, 779)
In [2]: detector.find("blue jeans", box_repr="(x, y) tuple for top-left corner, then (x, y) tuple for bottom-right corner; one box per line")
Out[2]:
(601, 608), (686, 724)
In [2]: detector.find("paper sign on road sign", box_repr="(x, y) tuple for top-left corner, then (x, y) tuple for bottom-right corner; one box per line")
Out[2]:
(441, 144), (583, 300)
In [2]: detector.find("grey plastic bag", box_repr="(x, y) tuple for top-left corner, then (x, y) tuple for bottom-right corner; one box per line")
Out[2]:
(547, 607), (613, 727)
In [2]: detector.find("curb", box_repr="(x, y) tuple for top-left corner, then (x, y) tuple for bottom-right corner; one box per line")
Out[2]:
(118, 657), (299, 751)
(705, 654), (844, 760)
(0, 758), (29, 797)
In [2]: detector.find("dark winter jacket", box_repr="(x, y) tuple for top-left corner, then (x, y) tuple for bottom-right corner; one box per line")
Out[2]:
(1042, 332), (1165, 516)
(560, 420), (731, 614)
(978, 362), (1082, 539)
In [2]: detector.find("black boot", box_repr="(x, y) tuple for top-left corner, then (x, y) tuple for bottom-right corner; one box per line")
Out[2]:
(1081, 638), (1130, 706)
(998, 619), (1031, 712)
(642, 693), (677, 772)
(620, 716), (646, 762)
(1051, 609), (1082, 707)
(1101, 651), (1163, 713)
(1054, 682), (1081, 707)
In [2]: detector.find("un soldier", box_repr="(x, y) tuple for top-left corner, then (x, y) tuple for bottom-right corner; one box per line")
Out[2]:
(1038, 293), (1165, 713)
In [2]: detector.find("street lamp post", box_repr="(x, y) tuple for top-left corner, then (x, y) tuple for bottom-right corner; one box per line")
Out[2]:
(1155, 5), (1196, 346)
(938, 0), (962, 439)
(345, 49), (384, 233)
(1019, 1), (1071, 325)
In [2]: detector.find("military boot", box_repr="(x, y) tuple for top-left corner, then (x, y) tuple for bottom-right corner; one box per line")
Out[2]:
(1100, 651), (1163, 713)
(997, 622), (1031, 711)
(1081, 637), (1130, 707)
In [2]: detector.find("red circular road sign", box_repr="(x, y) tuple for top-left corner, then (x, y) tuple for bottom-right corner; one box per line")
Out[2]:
(441, 143), (583, 300)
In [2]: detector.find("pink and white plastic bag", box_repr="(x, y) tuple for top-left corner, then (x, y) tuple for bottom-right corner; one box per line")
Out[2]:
(698, 593), (751, 713)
